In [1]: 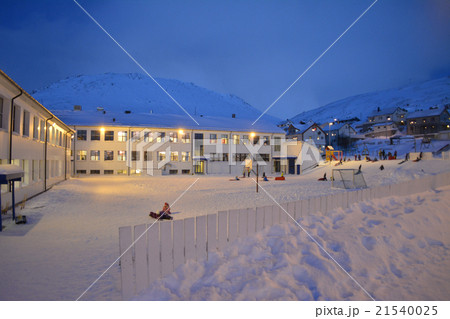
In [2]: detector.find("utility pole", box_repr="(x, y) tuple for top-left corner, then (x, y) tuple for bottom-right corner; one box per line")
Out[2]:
(256, 164), (259, 193)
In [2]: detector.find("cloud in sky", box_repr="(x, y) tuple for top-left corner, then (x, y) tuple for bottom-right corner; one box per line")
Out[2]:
(0, 0), (449, 119)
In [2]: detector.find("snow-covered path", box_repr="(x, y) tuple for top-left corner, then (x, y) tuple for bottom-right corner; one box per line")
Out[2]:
(0, 159), (449, 300)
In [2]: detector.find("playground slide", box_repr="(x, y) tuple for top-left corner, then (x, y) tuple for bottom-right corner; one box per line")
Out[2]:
(332, 154), (338, 161)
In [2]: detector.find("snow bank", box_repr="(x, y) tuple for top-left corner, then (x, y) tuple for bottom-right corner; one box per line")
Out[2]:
(135, 186), (450, 300)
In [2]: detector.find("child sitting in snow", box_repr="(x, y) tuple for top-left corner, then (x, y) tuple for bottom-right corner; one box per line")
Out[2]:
(149, 202), (173, 220)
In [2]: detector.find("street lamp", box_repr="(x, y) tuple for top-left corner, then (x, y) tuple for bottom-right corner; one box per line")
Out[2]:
(328, 122), (333, 146)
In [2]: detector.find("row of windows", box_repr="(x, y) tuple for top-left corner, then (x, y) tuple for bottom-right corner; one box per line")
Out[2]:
(0, 158), (64, 193)
(75, 150), (271, 163)
(75, 129), (275, 146)
(75, 169), (191, 175)
(76, 130), (192, 143)
(76, 150), (191, 162)
(0, 98), (68, 147)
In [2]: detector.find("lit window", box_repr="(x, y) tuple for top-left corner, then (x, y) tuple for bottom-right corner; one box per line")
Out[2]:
(91, 130), (100, 141)
(158, 151), (166, 161)
(117, 151), (127, 161)
(118, 131), (128, 142)
(171, 151), (179, 161)
(157, 132), (165, 143)
(210, 134), (217, 144)
(169, 132), (178, 143)
(233, 134), (240, 145)
(131, 131), (141, 141)
(104, 150), (114, 161)
(77, 130), (87, 141)
(77, 150), (87, 161)
(221, 134), (228, 144)
(181, 151), (190, 162)
(181, 132), (190, 143)
(90, 150), (100, 161)
(105, 131), (114, 141)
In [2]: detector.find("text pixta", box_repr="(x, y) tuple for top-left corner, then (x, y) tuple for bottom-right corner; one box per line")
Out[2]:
(315, 306), (359, 318)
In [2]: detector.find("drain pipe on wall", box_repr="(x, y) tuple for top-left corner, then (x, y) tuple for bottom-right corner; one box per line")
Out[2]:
(64, 133), (68, 180)
(8, 89), (23, 164)
(44, 115), (53, 191)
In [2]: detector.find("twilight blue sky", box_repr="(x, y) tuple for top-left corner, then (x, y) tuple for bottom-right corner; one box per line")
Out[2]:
(0, 0), (449, 119)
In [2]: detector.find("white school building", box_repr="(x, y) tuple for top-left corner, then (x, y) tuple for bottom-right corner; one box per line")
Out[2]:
(62, 109), (288, 176)
(0, 69), (74, 208)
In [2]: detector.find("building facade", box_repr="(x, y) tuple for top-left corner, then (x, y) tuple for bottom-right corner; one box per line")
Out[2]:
(285, 122), (326, 151)
(0, 69), (73, 208)
(71, 125), (286, 177)
(406, 107), (450, 136)
(361, 107), (407, 133)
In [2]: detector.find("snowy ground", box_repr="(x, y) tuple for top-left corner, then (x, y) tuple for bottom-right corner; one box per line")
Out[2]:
(136, 187), (450, 301)
(0, 159), (449, 300)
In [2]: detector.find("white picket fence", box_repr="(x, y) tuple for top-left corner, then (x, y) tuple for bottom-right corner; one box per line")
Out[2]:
(118, 172), (450, 300)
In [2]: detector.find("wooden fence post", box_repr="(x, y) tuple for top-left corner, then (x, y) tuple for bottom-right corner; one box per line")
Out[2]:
(228, 209), (239, 242)
(184, 218), (195, 261)
(173, 219), (185, 270)
(147, 222), (161, 286)
(238, 208), (248, 238)
(160, 221), (173, 277)
(119, 226), (134, 300)
(247, 208), (256, 235)
(218, 211), (228, 250)
(207, 214), (218, 257)
(255, 207), (265, 232)
(134, 224), (149, 295)
(196, 215), (207, 261)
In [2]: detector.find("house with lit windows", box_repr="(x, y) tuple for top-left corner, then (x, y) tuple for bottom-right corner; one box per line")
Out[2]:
(406, 106), (450, 136)
(361, 106), (407, 134)
(320, 122), (357, 148)
(285, 121), (326, 151)
(0, 69), (73, 208)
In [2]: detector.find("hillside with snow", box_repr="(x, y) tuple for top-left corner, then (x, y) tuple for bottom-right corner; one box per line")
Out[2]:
(32, 73), (278, 123)
(286, 77), (450, 125)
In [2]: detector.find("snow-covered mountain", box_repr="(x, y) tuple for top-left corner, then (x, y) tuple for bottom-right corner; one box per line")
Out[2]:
(32, 73), (278, 123)
(286, 77), (450, 126)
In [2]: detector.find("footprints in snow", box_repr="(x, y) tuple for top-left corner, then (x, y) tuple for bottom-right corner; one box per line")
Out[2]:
(361, 236), (376, 251)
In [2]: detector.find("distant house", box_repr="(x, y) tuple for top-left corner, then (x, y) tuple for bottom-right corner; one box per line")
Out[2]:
(367, 106), (407, 124)
(320, 122), (357, 147)
(365, 122), (398, 138)
(285, 121), (326, 151)
(406, 106), (450, 136)
(361, 107), (407, 133)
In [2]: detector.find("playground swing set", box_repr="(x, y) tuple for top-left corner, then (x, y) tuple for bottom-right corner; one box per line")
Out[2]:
(325, 146), (343, 162)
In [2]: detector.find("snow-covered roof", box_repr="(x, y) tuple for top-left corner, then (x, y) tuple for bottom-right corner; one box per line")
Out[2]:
(368, 107), (405, 117)
(406, 107), (448, 119)
(289, 121), (323, 134)
(53, 110), (285, 134)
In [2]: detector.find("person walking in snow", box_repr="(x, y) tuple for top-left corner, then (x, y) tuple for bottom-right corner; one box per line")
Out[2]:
(247, 167), (251, 177)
